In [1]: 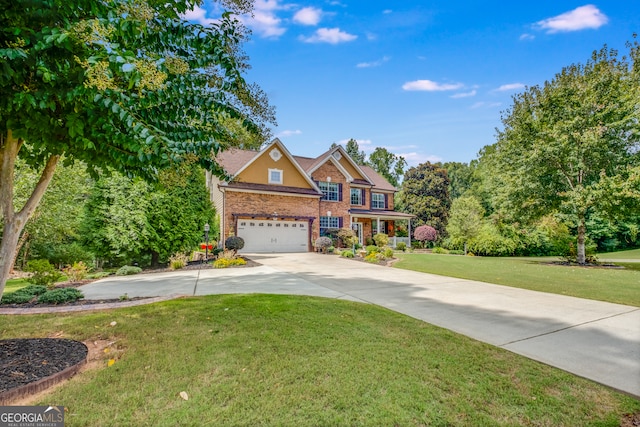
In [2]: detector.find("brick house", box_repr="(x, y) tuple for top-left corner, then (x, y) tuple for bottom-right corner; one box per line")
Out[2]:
(207, 138), (413, 252)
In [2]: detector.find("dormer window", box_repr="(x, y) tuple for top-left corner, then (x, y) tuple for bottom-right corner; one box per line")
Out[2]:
(269, 168), (283, 184)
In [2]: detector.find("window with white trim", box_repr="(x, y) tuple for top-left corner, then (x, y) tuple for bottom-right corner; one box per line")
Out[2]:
(319, 181), (340, 201)
(350, 188), (363, 205)
(372, 193), (386, 209)
(268, 168), (283, 184)
(319, 216), (340, 235)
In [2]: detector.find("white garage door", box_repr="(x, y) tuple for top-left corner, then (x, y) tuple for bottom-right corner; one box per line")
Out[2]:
(237, 219), (309, 253)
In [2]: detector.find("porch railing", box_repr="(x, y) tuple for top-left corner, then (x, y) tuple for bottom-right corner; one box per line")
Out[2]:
(390, 236), (411, 248)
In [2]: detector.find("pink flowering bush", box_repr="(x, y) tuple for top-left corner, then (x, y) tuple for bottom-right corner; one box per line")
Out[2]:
(414, 225), (438, 247)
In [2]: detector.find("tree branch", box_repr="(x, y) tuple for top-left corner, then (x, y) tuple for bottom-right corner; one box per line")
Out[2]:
(0, 130), (20, 221)
(15, 154), (60, 226)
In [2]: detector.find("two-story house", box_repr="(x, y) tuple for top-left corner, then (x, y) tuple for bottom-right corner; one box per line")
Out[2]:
(207, 138), (413, 252)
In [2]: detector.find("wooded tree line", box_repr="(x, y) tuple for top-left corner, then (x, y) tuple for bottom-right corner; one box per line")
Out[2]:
(395, 42), (640, 263)
(10, 160), (216, 270)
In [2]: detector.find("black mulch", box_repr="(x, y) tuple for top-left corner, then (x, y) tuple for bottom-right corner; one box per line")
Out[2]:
(0, 338), (88, 393)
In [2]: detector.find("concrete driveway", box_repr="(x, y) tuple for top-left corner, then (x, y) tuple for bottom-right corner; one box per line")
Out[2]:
(81, 252), (640, 398)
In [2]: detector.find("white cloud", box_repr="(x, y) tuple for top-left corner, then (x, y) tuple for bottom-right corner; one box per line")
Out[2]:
(336, 138), (373, 148)
(300, 27), (357, 44)
(383, 9), (392, 14)
(400, 152), (443, 167)
(535, 5), (608, 33)
(450, 90), (477, 99)
(241, 0), (287, 38)
(496, 83), (525, 92)
(181, 5), (217, 26)
(293, 7), (322, 26)
(519, 33), (535, 41)
(277, 129), (302, 137)
(356, 56), (390, 68)
(402, 79), (464, 92)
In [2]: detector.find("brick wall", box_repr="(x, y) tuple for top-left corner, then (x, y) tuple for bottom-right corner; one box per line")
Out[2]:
(224, 190), (320, 243)
(312, 162), (351, 228)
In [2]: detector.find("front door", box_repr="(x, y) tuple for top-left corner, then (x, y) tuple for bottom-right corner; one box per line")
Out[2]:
(352, 222), (363, 246)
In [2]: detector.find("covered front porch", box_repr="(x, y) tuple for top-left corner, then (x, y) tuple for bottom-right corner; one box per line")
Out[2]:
(349, 209), (414, 248)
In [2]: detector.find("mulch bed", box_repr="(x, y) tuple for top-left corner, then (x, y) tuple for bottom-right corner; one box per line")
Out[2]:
(0, 338), (88, 404)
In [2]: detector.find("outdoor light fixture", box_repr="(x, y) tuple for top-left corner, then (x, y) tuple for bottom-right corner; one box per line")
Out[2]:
(204, 223), (210, 261)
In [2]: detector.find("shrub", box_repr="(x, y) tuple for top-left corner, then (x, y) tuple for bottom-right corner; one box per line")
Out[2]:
(314, 236), (333, 252)
(0, 285), (47, 304)
(169, 253), (188, 270)
(327, 246), (335, 253)
(365, 245), (379, 255)
(396, 242), (407, 252)
(25, 259), (63, 289)
(414, 225), (438, 247)
(213, 257), (247, 268)
(468, 223), (518, 256)
(116, 265), (142, 276)
(225, 236), (245, 253)
(383, 247), (394, 258)
(449, 250), (464, 255)
(340, 250), (354, 258)
(38, 288), (84, 304)
(64, 261), (89, 282)
(373, 233), (389, 247)
(364, 253), (379, 263)
(365, 237), (374, 246)
(337, 228), (358, 248)
(432, 247), (448, 254)
(87, 271), (111, 279)
(45, 242), (94, 267)
(213, 249), (247, 268)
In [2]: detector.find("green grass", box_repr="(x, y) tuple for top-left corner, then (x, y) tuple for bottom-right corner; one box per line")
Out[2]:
(394, 253), (640, 307)
(1, 295), (638, 426)
(4, 278), (29, 294)
(599, 248), (640, 260)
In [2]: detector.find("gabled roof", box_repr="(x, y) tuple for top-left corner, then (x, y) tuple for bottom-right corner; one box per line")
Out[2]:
(305, 145), (373, 185)
(216, 138), (321, 192)
(214, 139), (397, 192)
(360, 165), (397, 192)
(216, 148), (257, 176)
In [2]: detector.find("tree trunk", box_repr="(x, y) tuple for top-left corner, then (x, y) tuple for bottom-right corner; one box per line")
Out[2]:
(0, 130), (59, 297)
(10, 231), (29, 273)
(0, 217), (23, 290)
(151, 250), (159, 269)
(463, 241), (468, 256)
(576, 218), (586, 265)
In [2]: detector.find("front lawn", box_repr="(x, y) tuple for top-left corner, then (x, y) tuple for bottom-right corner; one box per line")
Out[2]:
(393, 253), (640, 307)
(3, 278), (29, 294)
(599, 248), (640, 260)
(2, 295), (638, 426)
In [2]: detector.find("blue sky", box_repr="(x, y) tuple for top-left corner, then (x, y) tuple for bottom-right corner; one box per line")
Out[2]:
(185, 1), (640, 166)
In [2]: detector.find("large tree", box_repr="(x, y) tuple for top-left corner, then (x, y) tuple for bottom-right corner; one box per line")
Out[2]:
(344, 138), (366, 165)
(396, 162), (450, 236)
(0, 0), (274, 295)
(446, 195), (484, 255)
(82, 162), (215, 267)
(493, 46), (640, 264)
(367, 147), (407, 188)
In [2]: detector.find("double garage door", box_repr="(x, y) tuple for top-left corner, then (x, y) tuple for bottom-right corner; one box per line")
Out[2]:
(237, 219), (309, 253)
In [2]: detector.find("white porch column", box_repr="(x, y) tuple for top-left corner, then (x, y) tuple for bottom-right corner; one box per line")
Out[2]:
(408, 218), (412, 247)
(376, 217), (381, 234)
